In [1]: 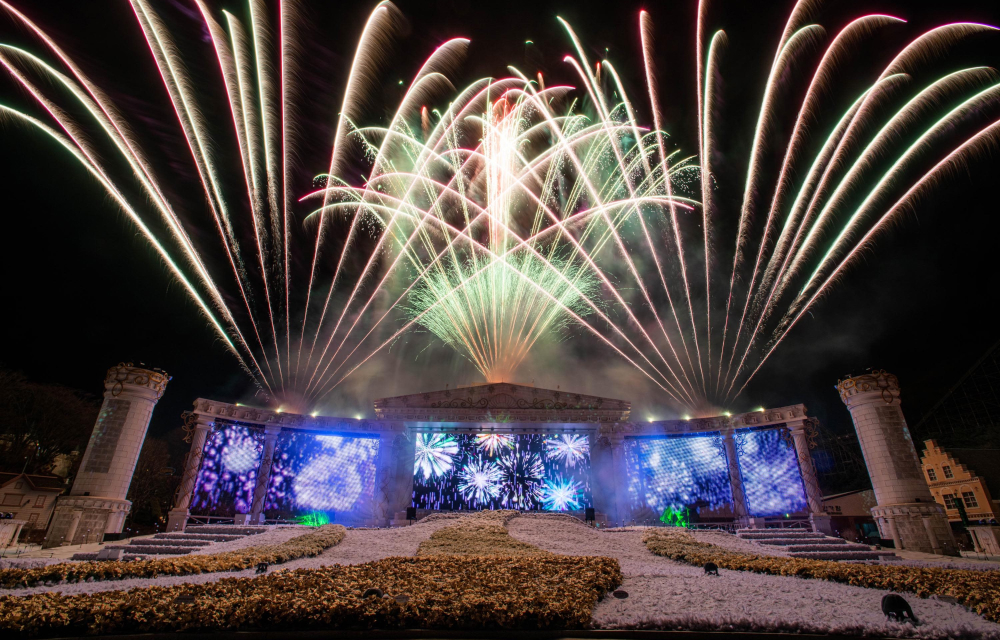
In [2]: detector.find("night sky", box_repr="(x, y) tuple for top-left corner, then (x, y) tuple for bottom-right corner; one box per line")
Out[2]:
(2, 0), (999, 447)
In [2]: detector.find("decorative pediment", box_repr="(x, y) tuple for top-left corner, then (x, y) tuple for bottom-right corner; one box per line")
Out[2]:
(374, 383), (630, 423)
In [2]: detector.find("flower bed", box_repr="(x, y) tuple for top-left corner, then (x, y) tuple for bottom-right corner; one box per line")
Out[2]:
(0, 555), (623, 638)
(416, 510), (549, 557)
(0, 525), (345, 589)
(643, 528), (1000, 622)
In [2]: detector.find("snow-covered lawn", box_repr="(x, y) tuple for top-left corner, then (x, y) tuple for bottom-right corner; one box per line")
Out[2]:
(0, 518), (458, 597)
(4, 513), (998, 639)
(507, 515), (1000, 638)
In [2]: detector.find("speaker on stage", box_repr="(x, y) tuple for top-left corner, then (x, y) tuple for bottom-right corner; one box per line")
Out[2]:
(585, 507), (595, 522)
(406, 507), (416, 521)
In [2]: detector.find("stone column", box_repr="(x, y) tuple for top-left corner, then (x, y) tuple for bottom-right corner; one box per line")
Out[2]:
(248, 426), (282, 525)
(608, 433), (627, 526)
(44, 363), (169, 547)
(722, 429), (750, 525)
(787, 420), (833, 534)
(166, 413), (214, 532)
(838, 371), (958, 555)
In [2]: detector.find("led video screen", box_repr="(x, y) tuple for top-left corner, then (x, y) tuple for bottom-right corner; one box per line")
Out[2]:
(191, 423), (263, 515)
(624, 434), (732, 516)
(736, 428), (807, 516)
(411, 433), (593, 511)
(264, 431), (380, 520)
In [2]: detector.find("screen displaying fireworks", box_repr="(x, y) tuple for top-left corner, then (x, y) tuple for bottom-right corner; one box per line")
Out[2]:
(624, 434), (732, 517)
(738, 429), (808, 516)
(191, 423), (263, 516)
(412, 433), (592, 511)
(264, 431), (380, 521)
(624, 428), (807, 518)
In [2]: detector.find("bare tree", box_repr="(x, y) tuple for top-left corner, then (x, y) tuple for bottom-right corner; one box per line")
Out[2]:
(0, 367), (98, 474)
(126, 438), (178, 525)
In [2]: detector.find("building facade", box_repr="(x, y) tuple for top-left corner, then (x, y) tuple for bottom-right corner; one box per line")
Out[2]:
(0, 473), (65, 543)
(168, 383), (831, 533)
(920, 440), (998, 523)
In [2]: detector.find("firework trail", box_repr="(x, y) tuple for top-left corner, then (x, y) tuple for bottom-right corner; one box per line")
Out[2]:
(1, 1), (997, 411)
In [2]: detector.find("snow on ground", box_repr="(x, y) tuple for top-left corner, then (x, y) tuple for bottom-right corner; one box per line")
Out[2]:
(507, 515), (1000, 639)
(4, 512), (999, 639)
(278, 515), (462, 570)
(0, 517), (462, 598)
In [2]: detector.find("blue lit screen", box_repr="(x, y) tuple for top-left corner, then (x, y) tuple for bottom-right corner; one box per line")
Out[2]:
(737, 428), (807, 516)
(192, 423), (263, 515)
(264, 431), (380, 520)
(411, 433), (592, 511)
(624, 434), (732, 515)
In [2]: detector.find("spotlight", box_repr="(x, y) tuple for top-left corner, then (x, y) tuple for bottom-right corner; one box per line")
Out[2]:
(755, 407), (765, 412)
(355, 414), (363, 420)
(683, 415), (691, 420)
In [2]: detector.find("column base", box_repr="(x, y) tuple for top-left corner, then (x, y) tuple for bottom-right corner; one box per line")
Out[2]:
(739, 516), (767, 529)
(43, 496), (131, 548)
(166, 508), (190, 533)
(810, 513), (835, 535)
(871, 503), (959, 556)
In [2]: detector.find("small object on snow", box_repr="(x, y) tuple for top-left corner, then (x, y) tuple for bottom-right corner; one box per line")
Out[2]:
(882, 593), (918, 624)
(395, 594), (410, 604)
(255, 562), (268, 574)
(704, 562), (719, 576)
(612, 590), (629, 599)
(363, 588), (384, 598)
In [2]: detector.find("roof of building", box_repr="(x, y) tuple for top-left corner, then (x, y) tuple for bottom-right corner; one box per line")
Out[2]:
(373, 383), (632, 423)
(0, 472), (66, 492)
(947, 449), (1000, 498)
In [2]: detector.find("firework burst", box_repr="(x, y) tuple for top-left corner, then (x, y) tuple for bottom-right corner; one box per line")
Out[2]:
(540, 477), (583, 511)
(545, 435), (589, 467)
(1, 1), (997, 410)
(413, 433), (458, 480)
(497, 445), (545, 508)
(456, 458), (504, 505)
(474, 433), (514, 456)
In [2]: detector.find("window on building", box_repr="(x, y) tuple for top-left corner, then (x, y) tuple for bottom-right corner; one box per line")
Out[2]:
(14, 481), (23, 489)
(943, 465), (954, 479)
(2, 494), (21, 507)
(942, 494), (957, 509)
(927, 468), (937, 481)
(962, 491), (979, 508)
(34, 495), (45, 508)
(28, 512), (39, 525)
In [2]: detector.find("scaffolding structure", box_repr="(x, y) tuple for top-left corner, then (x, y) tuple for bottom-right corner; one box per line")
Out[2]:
(913, 338), (1000, 449)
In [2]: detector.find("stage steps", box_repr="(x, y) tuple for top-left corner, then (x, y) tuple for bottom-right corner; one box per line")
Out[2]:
(736, 528), (896, 561)
(71, 525), (268, 561)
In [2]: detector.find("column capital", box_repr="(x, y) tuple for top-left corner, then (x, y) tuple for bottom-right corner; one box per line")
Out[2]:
(837, 370), (900, 407)
(263, 424), (283, 437)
